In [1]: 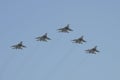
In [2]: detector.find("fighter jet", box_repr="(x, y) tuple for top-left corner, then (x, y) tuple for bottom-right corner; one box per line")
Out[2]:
(11, 41), (26, 49)
(85, 46), (100, 54)
(36, 33), (51, 42)
(57, 24), (73, 33)
(72, 36), (86, 44)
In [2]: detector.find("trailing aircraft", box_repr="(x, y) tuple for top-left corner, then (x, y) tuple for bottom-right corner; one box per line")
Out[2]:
(11, 41), (26, 49)
(57, 24), (73, 33)
(36, 33), (51, 42)
(85, 46), (100, 54)
(72, 36), (86, 44)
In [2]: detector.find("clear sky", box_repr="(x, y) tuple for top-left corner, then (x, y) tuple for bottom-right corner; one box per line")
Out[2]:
(0, 0), (120, 80)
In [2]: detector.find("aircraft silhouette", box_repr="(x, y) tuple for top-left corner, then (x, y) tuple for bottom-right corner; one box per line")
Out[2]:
(57, 24), (73, 33)
(72, 36), (86, 44)
(36, 33), (51, 42)
(85, 46), (100, 54)
(11, 41), (26, 49)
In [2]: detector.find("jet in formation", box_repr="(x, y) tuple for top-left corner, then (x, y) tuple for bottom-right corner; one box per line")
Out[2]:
(72, 36), (86, 44)
(11, 41), (26, 49)
(58, 24), (73, 33)
(85, 46), (99, 54)
(36, 33), (51, 42)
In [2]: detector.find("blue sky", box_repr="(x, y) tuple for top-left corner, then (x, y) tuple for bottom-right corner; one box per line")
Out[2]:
(0, 0), (120, 80)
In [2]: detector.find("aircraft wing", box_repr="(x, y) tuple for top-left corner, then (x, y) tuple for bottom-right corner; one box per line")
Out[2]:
(82, 39), (86, 42)
(22, 45), (26, 48)
(46, 37), (51, 40)
(96, 50), (100, 52)
(68, 28), (73, 31)
(35, 36), (41, 39)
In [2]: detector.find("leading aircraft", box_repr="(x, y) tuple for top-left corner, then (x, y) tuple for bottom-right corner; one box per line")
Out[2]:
(57, 24), (73, 33)
(72, 36), (86, 44)
(85, 46), (100, 54)
(36, 33), (51, 42)
(11, 41), (26, 49)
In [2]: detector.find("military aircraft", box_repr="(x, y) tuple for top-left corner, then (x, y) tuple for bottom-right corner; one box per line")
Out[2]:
(57, 24), (73, 33)
(36, 33), (51, 42)
(11, 41), (26, 49)
(85, 46), (100, 54)
(72, 36), (86, 44)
